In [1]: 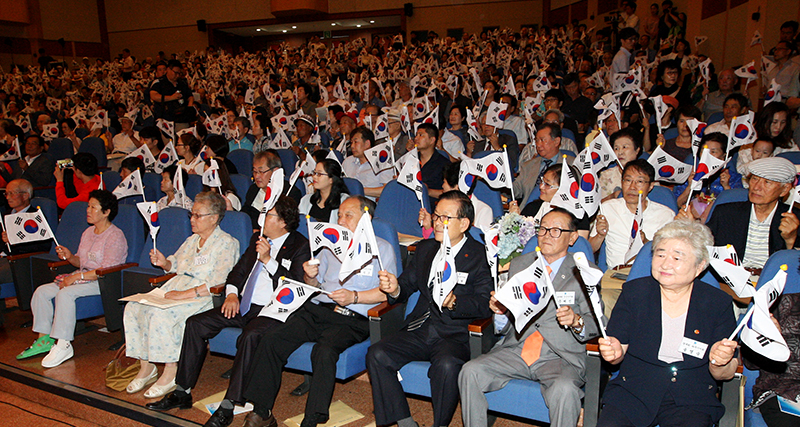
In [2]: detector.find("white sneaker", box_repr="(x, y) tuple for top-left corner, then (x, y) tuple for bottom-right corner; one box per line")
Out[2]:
(41, 340), (74, 368)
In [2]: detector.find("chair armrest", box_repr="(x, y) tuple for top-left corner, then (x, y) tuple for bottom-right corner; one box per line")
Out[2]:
(406, 245), (416, 254)
(368, 301), (395, 317)
(468, 317), (493, 334)
(48, 259), (71, 269)
(584, 337), (603, 427)
(7, 251), (49, 262)
(210, 284), (226, 295)
(585, 337), (600, 354)
(211, 284), (228, 309)
(369, 301), (406, 343)
(468, 317), (495, 358)
(96, 262), (138, 277)
(148, 273), (176, 285)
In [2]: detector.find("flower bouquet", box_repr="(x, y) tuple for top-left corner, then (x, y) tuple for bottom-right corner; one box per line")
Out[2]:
(496, 212), (538, 265)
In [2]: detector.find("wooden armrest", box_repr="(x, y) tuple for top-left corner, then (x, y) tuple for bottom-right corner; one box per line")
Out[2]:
(406, 245), (416, 253)
(96, 262), (138, 276)
(149, 273), (176, 285)
(48, 259), (71, 268)
(7, 251), (48, 261)
(210, 284), (226, 295)
(468, 317), (493, 334)
(736, 364), (743, 374)
(368, 301), (399, 317)
(586, 336), (600, 353)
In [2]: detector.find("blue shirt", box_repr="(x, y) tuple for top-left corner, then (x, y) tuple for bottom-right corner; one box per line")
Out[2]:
(228, 134), (255, 152)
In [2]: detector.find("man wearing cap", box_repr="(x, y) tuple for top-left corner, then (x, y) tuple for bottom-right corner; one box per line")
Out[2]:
(342, 127), (394, 199)
(333, 111), (357, 155)
(111, 114), (141, 154)
(706, 157), (800, 274)
(293, 115), (320, 154)
(377, 108), (409, 161)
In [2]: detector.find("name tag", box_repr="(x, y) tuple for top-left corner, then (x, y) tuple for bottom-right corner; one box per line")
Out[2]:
(87, 252), (98, 262)
(194, 255), (208, 266)
(555, 291), (576, 305)
(358, 264), (374, 276)
(457, 272), (469, 284)
(281, 259), (292, 270)
(678, 337), (708, 359)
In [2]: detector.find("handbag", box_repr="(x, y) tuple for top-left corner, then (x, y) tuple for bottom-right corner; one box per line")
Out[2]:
(104, 344), (140, 392)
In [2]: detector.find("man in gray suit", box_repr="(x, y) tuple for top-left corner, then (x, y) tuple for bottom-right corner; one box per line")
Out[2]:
(512, 123), (575, 209)
(458, 208), (604, 427)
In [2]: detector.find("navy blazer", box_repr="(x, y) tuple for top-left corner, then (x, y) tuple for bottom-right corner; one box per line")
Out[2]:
(706, 201), (800, 259)
(603, 276), (737, 425)
(389, 235), (493, 343)
(225, 230), (310, 296)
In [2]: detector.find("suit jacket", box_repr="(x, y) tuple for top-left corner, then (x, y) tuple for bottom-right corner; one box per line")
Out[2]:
(378, 133), (409, 163)
(225, 230), (310, 296)
(388, 235), (493, 343)
(706, 201), (800, 260)
(19, 153), (56, 188)
(603, 276), (736, 425)
(242, 182), (302, 230)
(473, 133), (519, 173)
(514, 153), (575, 207)
(1, 205), (53, 255)
(497, 252), (604, 377)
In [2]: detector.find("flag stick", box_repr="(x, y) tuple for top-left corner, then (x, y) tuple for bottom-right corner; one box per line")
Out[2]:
(305, 215), (318, 263)
(367, 208), (385, 271)
(728, 305), (755, 341)
(153, 232), (157, 253)
(684, 188), (693, 213)
(39, 206), (61, 251)
(0, 215), (10, 253)
(504, 145), (516, 201)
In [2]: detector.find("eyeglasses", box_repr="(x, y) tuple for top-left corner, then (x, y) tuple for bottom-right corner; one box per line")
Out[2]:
(312, 171), (330, 177)
(252, 167), (276, 176)
(539, 179), (558, 190)
(6, 190), (27, 196)
(431, 213), (462, 223)
(536, 226), (575, 238)
(188, 212), (215, 220)
(622, 177), (651, 186)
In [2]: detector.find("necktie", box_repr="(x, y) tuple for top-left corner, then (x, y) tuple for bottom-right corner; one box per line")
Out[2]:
(520, 265), (552, 365)
(535, 159), (553, 187)
(239, 260), (264, 316)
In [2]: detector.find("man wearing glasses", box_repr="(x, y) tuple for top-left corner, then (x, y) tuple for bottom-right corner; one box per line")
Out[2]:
(242, 150), (302, 231)
(459, 207), (604, 427)
(513, 123), (575, 210)
(146, 196), (310, 426)
(367, 190), (493, 427)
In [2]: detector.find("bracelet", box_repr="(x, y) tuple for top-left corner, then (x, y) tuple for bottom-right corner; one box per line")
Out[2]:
(81, 271), (85, 280)
(194, 287), (200, 299)
(353, 290), (359, 304)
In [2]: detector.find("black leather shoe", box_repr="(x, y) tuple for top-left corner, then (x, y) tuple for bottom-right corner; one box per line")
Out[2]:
(300, 413), (329, 427)
(290, 377), (311, 396)
(243, 411), (278, 427)
(145, 391), (192, 411)
(204, 407), (234, 427)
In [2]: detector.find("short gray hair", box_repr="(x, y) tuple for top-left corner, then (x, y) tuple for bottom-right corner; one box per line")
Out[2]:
(194, 191), (226, 225)
(651, 220), (713, 267)
(544, 108), (565, 123)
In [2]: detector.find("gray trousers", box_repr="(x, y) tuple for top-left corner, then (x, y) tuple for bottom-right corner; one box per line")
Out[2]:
(458, 347), (584, 427)
(31, 281), (100, 341)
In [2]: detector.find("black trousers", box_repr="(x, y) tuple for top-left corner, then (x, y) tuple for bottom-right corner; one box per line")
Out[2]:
(597, 391), (714, 427)
(176, 303), (279, 404)
(366, 322), (470, 427)
(243, 302), (369, 420)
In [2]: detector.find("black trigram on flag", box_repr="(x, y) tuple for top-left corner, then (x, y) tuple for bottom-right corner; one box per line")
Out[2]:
(657, 156), (667, 164)
(584, 195), (595, 204)
(16, 231), (25, 240)
(333, 247), (343, 255)
(559, 194), (569, 202)
(314, 236), (322, 245)
(533, 266), (544, 279)
(405, 175), (414, 184)
(512, 285), (523, 300)
(39, 229), (47, 237)
(498, 174), (507, 183)
(278, 307), (288, 313)
(313, 223), (326, 231)
(296, 287), (306, 297)
(475, 164), (485, 172)
(522, 307), (534, 316)
(756, 334), (775, 347)
(364, 243), (372, 253)
(768, 289), (780, 304)
(676, 166), (686, 174)
(496, 157), (505, 166)
(14, 217), (22, 226)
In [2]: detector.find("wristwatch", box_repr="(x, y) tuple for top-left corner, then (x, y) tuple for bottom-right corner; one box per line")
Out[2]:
(572, 315), (585, 333)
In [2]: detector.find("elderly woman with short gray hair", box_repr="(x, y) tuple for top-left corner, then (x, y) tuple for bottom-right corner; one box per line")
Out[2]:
(597, 220), (739, 427)
(123, 191), (240, 399)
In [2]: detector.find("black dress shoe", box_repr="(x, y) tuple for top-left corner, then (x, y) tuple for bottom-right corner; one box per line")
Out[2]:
(204, 407), (234, 427)
(145, 391), (192, 411)
(299, 413), (329, 427)
(290, 377), (311, 396)
(243, 411), (278, 427)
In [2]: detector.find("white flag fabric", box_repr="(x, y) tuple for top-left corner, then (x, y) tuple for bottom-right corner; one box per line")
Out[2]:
(576, 153), (601, 216)
(364, 141), (394, 173)
(259, 276), (324, 322)
(325, 148), (341, 166)
(532, 71), (552, 93)
(461, 152), (512, 190)
(126, 144), (156, 170)
(734, 61), (758, 86)
(4, 209), (55, 245)
(764, 79), (782, 106)
(707, 245), (755, 298)
(685, 118), (707, 160)
(400, 103), (413, 135)
(397, 154), (424, 203)
(309, 221), (353, 261)
(624, 192), (644, 264)
(647, 145), (692, 184)
(156, 118), (175, 141)
(395, 146), (418, 174)
(691, 148), (727, 191)
(466, 108), (482, 141)
(572, 252), (607, 338)
(16, 116), (31, 134)
(374, 115), (390, 140)
(418, 103), (439, 127)
(153, 141), (179, 174)
(258, 169), (284, 227)
(485, 101), (509, 128)
(612, 67), (641, 93)
(339, 211), (382, 281)
(728, 111), (757, 150)
(650, 95), (669, 132)
(583, 132), (620, 172)
(202, 159), (222, 188)
(0, 137), (21, 161)
(46, 97), (62, 112)
(113, 169), (145, 199)
(268, 127), (291, 150)
(91, 109), (110, 127)
(412, 97), (429, 120)
(173, 165), (189, 209)
(698, 58), (712, 84)
(495, 250), (554, 333)
(739, 267), (790, 362)
(549, 159), (584, 218)
(482, 223), (501, 288)
(136, 201), (160, 238)
(428, 220), (459, 310)
(42, 123), (59, 141)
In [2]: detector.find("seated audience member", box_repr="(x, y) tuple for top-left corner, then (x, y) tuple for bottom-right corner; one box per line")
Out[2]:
(240, 196), (396, 427)
(0, 179), (52, 280)
(202, 158), (241, 211)
(704, 93), (748, 135)
(738, 139), (775, 187)
(228, 116), (255, 152)
(443, 104), (467, 149)
(597, 220), (738, 427)
(18, 133), (56, 188)
(203, 134), (239, 175)
(541, 108), (579, 155)
(648, 59), (691, 106)
(420, 161), (494, 235)
(55, 152), (102, 209)
(176, 133), (204, 173)
(138, 126), (165, 172)
(112, 114), (141, 154)
(513, 123), (575, 209)
(499, 94), (528, 148)
(699, 68), (738, 119)
(367, 191), (493, 427)
(599, 128), (644, 201)
(145, 196), (310, 423)
(737, 102), (796, 175)
(18, 190), (127, 367)
(459, 208), (605, 427)
(123, 192), (239, 398)
(61, 118), (82, 154)
(561, 72), (595, 138)
(658, 104), (702, 162)
(415, 123), (451, 201)
(378, 108), (409, 161)
(469, 111), (520, 172)
(342, 126), (393, 198)
(299, 159), (349, 223)
(642, 95), (678, 151)
(674, 132), (742, 220)
(120, 156), (146, 181)
(251, 114), (272, 154)
(243, 150), (302, 230)
(293, 115), (322, 154)
(157, 164), (192, 210)
(705, 157), (800, 272)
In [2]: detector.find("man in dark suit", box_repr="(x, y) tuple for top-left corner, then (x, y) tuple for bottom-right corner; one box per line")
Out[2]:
(145, 196), (310, 425)
(18, 134), (55, 188)
(459, 208), (605, 427)
(242, 150), (302, 231)
(705, 157), (800, 272)
(512, 123), (575, 209)
(367, 190), (493, 427)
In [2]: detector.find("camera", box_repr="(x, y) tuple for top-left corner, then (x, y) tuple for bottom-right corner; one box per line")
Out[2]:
(57, 159), (74, 169)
